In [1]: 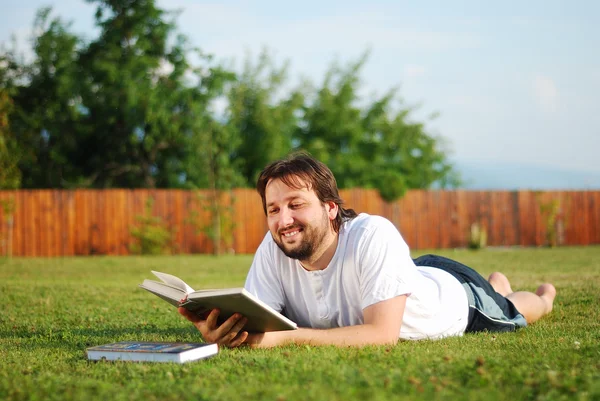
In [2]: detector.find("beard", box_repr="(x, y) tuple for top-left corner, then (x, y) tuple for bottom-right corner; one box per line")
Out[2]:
(273, 210), (330, 261)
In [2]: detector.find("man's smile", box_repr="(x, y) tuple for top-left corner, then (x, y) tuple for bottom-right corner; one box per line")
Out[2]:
(280, 226), (304, 241)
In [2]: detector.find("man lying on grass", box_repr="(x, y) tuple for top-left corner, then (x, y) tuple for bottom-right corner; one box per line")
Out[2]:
(179, 153), (556, 348)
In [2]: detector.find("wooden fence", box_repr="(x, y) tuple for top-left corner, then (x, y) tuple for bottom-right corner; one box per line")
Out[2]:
(0, 189), (598, 257)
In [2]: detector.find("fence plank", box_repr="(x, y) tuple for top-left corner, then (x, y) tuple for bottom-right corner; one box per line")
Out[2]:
(0, 192), (9, 256)
(21, 191), (30, 256)
(399, 191), (417, 249)
(38, 191), (47, 257)
(594, 192), (600, 244)
(437, 192), (450, 249)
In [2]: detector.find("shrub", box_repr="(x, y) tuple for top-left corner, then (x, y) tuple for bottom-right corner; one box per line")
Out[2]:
(538, 198), (562, 247)
(468, 222), (487, 250)
(129, 197), (174, 255)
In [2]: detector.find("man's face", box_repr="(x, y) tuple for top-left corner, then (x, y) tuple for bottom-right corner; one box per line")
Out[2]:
(265, 177), (337, 261)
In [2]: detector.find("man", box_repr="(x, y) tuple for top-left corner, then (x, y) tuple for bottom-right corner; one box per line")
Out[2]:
(179, 153), (556, 348)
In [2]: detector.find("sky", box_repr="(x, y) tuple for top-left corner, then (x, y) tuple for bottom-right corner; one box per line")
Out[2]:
(1, 0), (600, 177)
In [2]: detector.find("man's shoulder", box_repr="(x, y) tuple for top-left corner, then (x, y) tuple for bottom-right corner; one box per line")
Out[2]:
(344, 213), (395, 232)
(340, 214), (400, 245)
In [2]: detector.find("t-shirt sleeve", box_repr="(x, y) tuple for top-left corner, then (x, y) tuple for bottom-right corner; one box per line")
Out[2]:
(356, 217), (416, 310)
(244, 233), (286, 313)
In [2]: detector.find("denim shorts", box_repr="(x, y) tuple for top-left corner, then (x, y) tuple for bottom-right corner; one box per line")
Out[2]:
(413, 254), (527, 333)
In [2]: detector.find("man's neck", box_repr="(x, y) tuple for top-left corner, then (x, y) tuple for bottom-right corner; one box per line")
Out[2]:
(300, 232), (339, 271)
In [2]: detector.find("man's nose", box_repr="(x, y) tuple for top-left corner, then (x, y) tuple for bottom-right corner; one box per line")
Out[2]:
(279, 207), (294, 227)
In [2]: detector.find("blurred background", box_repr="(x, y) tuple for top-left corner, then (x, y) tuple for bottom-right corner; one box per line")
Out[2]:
(2, 0), (600, 191)
(0, 0), (598, 256)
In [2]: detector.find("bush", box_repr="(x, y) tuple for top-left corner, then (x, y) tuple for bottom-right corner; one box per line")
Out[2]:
(468, 222), (487, 250)
(129, 197), (174, 255)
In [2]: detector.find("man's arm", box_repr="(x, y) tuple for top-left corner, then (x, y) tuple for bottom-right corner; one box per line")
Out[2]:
(245, 295), (406, 348)
(178, 294), (406, 348)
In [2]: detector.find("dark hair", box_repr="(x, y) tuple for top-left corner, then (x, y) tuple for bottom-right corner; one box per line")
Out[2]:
(256, 152), (357, 233)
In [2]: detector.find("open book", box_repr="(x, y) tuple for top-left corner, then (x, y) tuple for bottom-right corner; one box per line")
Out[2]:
(139, 271), (297, 333)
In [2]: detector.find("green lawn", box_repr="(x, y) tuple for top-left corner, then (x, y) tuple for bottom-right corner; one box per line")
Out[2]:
(1, 247), (599, 401)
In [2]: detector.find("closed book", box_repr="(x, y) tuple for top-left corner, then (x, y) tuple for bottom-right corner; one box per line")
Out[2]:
(86, 341), (218, 363)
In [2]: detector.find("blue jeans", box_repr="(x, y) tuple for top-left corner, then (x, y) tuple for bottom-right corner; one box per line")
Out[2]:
(413, 254), (527, 332)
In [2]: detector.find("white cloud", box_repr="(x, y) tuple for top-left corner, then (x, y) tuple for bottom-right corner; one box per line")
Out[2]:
(533, 74), (559, 113)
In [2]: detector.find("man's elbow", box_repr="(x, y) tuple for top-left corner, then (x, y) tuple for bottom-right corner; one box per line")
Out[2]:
(370, 327), (400, 345)
(378, 335), (399, 345)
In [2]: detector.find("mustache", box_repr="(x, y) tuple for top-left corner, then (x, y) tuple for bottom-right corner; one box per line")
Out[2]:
(278, 224), (304, 236)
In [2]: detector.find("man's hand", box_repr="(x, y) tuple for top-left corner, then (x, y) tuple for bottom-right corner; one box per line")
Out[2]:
(178, 307), (249, 348)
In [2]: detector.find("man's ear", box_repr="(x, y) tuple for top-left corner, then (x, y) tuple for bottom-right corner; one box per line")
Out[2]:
(325, 201), (338, 221)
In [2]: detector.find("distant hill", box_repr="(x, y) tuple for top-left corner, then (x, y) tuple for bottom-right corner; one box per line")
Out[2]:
(453, 160), (600, 190)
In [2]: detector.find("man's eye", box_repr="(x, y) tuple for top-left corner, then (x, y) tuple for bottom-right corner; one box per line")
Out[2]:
(268, 209), (278, 215)
(290, 203), (303, 209)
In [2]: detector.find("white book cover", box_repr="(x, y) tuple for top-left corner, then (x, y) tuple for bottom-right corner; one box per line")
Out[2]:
(86, 341), (218, 363)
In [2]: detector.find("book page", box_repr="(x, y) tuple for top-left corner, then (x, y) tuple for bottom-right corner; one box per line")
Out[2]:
(151, 271), (195, 293)
(139, 280), (187, 307)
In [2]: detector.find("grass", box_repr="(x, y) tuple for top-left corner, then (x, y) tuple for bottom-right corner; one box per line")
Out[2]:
(1, 247), (599, 401)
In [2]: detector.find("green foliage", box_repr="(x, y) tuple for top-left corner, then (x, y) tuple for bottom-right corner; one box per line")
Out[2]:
(2, 8), (83, 188)
(0, 88), (17, 253)
(186, 100), (244, 192)
(0, 195), (16, 257)
(1, 1), (232, 189)
(228, 49), (305, 185)
(1, 1), (461, 198)
(0, 88), (21, 189)
(538, 196), (563, 247)
(296, 53), (460, 200)
(468, 222), (488, 250)
(74, 0), (207, 188)
(185, 94), (244, 255)
(129, 197), (174, 255)
(186, 191), (237, 255)
(0, 247), (599, 400)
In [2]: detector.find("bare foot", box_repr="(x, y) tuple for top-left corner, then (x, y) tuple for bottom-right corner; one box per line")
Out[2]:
(535, 283), (556, 314)
(488, 272), (514, 296)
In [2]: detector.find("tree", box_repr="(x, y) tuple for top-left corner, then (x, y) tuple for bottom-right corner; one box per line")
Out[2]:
(360, 99), (460, 200)
(1, 8), (82, 188)
(179, 55), (243, 254)
(296, 55), (460, 200)
(1, 1), (232, 189)
(1, 2), (460, 201)
(0, 87), (21, 189)
(187, 115), (244, 255)
(228, 50), (304, 186)
(0, 76), (19, 258)
(75, 0), (197, 188)
(294, 56), (368, 188)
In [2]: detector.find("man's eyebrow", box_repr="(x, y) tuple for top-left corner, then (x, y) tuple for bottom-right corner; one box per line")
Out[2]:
(266, 195), (305, 208)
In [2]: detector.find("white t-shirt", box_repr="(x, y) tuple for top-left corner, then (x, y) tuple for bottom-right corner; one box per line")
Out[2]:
(244, 213), (469, 340)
